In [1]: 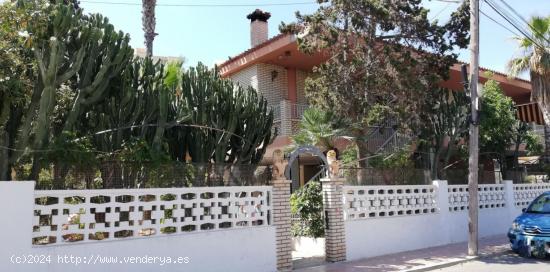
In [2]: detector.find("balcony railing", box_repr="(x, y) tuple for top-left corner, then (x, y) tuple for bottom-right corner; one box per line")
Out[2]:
(272, 105), (281, 121)
(270, 101), (308, 122)
(291, 103), (308, 120)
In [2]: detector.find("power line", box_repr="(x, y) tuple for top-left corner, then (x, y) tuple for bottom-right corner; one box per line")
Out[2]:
(80, 1), (317, 7)
(486, 0), (540, 45)
(497, 0), (530, 26)
(484, 0), (531, 38)
(479, 8), (520, 37)
(482, 0), (545, 49)
(433, 0), (462, 3)
(430, 2), (453, 21)
(0, 123), (256, 154)
(497, 0), (550, 44)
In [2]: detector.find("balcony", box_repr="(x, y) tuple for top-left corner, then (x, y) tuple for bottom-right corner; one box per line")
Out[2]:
(271, 100), (308, 136)
(515, 102), (544, 125)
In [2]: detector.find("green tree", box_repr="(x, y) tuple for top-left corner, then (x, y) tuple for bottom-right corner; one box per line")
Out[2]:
(418, 88), (469, 179)
(525, 130), (544, 156)
(479, 78), (518, 177)
(507, 15), (550, 159)
(281, 0), (470, 167)
(0, 1), (37, 180)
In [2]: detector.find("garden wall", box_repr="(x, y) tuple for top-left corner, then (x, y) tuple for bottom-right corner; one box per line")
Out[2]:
(0, 181), (277, 272)
(343, 180), (550, 261)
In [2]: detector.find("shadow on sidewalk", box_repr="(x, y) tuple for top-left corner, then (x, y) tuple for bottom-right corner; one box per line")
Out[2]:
(294, 235), (510, 272)
(477, 250), (550, 266)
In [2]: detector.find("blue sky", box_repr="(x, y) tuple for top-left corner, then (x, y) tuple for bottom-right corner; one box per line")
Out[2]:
(64, 1), (550, 77)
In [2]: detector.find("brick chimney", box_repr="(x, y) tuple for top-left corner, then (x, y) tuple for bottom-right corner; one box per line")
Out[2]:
(247, 9), (271, 47)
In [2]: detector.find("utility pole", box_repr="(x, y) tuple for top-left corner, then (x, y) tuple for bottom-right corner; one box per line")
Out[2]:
(468, 0), (480, 256)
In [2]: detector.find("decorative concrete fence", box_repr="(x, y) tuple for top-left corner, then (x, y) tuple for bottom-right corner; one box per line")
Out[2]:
(2, 179), (549, 271)
(340, 180), (550, 261)
(0, 181), (294, 272)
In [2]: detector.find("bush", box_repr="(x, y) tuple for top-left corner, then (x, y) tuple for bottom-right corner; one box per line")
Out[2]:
(525, 131), (544, 156)
(369, 147), (412, 169)
(290, 181), (325, 238)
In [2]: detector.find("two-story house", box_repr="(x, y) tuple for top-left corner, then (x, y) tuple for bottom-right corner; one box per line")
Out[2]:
(218, 9), (540, 186)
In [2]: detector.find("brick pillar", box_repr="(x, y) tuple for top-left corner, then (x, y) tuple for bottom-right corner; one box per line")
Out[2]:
(272, 179), (292, 271)
(280, 100), (292, 136)
(321, 178), (346, 262)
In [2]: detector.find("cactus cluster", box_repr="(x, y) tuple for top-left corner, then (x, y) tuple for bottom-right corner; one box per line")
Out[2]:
(0, 0), (134, 179)
(176, 63), (274, 165)
(0, 1), (274, 182)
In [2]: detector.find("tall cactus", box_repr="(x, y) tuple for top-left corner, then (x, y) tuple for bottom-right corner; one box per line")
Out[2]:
(175, 63), (274, 165)
(30, 1), (89, 150)
(5, 1), (133, 177)
(62, 13), (133, 132)
(230, 88), (274, 164)
(8, 1), (90, 168)
(83, 57), (170, 187)
(85, 57), (166, 155)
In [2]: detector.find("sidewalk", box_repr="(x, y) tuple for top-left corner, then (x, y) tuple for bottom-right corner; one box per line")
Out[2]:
(294, 235), (510, 272)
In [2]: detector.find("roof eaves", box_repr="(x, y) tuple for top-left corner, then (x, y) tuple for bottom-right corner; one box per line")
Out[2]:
(218, 33), (292, 68)
(455, 61), (530, 84)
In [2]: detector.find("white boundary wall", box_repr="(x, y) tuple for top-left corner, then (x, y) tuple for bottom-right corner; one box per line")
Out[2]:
(0, 181), (277, 272)
(344, 180), (550, 261)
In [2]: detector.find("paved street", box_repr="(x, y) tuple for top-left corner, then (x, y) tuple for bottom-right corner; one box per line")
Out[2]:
(431, 250), (550, 272)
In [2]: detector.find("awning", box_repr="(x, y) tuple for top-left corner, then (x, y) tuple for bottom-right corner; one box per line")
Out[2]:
(516, 102), (544, 125)
(518, 156), (540, 165)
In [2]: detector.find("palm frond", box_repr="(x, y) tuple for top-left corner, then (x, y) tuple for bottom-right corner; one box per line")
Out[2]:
(507, 56), (530, 76)
(512, 36), (533, 49)
(529, 16), (549, 42)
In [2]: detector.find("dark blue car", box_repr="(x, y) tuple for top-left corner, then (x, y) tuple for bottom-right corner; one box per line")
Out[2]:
(508, 191), (550, 258)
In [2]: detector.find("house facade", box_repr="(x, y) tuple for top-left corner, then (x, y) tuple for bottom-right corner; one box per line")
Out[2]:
(218, 9), (541, 186)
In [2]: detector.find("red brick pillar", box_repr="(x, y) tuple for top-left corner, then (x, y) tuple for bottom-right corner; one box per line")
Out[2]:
(321, 177), (346, 262)
(272, 179), (292, 271)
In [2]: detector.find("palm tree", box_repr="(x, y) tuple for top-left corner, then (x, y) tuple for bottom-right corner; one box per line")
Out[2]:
(508, 16), (550, 159)
(292, 107), (343, 151)
(142, 0), (157, 57)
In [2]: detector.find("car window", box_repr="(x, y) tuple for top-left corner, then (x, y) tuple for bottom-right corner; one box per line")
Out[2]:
(526, 194), (550, 214)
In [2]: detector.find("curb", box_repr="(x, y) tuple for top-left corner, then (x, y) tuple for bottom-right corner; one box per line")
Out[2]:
(405, 247), (510, 272)
(405, 256), (479, 272)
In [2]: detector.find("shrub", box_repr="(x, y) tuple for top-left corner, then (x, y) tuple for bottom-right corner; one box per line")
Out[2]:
(290, 181), (324, 238)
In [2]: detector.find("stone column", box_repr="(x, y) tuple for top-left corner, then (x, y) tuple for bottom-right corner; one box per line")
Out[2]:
(272, 179), (292, 271)
(321, 177), (346, 262)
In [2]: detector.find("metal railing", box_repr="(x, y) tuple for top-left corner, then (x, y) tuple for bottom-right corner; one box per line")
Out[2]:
(269, 102), (308, 122)
(30, 162), (272, 190)
(291, 103), (308, 120)
(339, 168), (430, 185)
(271, 105), (281, 121)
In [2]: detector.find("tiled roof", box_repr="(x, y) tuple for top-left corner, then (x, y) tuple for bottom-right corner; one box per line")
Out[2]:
(217, 33), (290, 68)
(219, 34), (531, 85)
(455, 60), (530, 84)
